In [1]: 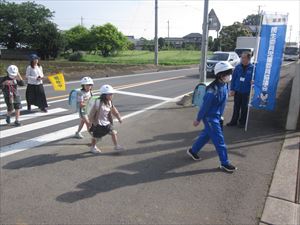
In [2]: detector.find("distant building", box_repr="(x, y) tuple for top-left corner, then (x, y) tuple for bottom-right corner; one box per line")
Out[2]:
(165, 37), (184, 48)
(183, 33), (202, 47)
(244, 25), (259, 35)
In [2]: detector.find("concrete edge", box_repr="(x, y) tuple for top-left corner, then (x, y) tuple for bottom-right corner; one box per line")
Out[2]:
(260, 132), (300, 225)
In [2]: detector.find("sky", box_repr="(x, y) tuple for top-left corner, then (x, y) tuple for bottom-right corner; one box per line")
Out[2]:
(9, 0), (300, 42)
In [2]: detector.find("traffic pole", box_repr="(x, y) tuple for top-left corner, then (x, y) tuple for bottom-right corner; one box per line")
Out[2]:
(154, 0), (158, 66)
(199, 0), (209, 83)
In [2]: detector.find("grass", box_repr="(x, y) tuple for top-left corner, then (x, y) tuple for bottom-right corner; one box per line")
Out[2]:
(81, 50), (205, 65)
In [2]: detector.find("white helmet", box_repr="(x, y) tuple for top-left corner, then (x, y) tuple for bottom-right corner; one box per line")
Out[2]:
(81, 76), (94, 85)
(100, 84), (115, 94)
(214, 61), (234, 75)
(7, 65), (19, 78)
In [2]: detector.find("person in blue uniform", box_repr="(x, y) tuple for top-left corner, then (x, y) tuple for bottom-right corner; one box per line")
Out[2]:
(187, 61), (237, 172)
(227, 52), (254, 128)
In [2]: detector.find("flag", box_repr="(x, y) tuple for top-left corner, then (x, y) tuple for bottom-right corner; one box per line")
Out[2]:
(48, 72), (66, 91)
(251, 13), (288, 111)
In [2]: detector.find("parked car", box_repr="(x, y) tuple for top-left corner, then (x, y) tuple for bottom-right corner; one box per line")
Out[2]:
(206, 51), (240, 77)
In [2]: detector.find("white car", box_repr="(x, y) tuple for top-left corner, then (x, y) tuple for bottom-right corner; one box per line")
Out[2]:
(206, 51), (240, 77)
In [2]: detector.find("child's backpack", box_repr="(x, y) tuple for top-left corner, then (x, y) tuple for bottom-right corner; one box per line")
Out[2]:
(192, 83), (207, 108)
(68, 89), (81, 111)
(85, 96), (100, 115)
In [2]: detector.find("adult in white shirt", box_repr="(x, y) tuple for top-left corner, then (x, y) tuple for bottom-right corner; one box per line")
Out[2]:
(25, 54), (48, 112)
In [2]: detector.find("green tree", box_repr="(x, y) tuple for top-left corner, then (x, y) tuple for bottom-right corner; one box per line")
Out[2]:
(90, 23), (128, 57)
(0, 0), (53, 49)
(158, 37), (165, 50)
(219, 22), (252, 51)
(243, 14), (261, 26)
(33, 22), (66, 59)
(63, 25), (93, 52)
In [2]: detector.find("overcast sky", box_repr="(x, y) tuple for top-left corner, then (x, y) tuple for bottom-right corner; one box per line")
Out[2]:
(9, 0), (300, 42)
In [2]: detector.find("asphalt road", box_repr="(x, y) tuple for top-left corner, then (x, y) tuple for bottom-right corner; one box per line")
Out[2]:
(0, 61), (296, 224)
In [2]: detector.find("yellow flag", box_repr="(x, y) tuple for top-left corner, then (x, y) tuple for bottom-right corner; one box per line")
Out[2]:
(48, 72), (66, 91)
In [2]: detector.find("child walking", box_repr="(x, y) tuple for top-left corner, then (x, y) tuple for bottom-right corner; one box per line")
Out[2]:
(88, 84), (124, 153)
(75, 77), (94, 139)
(0, 65), (25, 126)
(187, 61), (237, 173)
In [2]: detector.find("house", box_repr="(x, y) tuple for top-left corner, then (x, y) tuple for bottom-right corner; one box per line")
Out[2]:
(165, 37), (184, 48)
(183, 33), (202, 47)
(244, 25), (259, 35)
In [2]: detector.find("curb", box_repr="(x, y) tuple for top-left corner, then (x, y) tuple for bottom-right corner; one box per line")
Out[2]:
(260, 132), (300, 225)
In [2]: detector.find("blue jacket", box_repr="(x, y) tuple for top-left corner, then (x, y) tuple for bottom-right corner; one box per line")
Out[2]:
(230, 63), (254, 94)
(197, 82), (228, 121)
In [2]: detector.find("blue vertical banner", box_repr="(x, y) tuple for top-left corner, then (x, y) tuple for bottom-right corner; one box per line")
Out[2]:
(251, 13), (288, 111)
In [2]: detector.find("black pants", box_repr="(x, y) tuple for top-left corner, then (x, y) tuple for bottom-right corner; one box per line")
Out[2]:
(229, 92), (250, 125)
(26, 84), (48, 109)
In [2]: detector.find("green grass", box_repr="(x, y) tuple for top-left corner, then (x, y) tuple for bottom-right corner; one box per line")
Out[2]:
(82, 50), (205, 65)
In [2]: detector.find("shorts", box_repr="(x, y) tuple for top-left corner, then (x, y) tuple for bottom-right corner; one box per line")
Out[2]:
(5, 96), (22, 112)
(79, 108), (87, 118)
(90, 124), (116, 138)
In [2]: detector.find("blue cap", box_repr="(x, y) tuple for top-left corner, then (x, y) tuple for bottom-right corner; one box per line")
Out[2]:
(29, 54), (40, 61)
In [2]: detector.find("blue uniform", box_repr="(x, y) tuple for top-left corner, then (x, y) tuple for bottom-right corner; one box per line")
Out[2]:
(230, 63), (254, 94)
(191, 82), (229, 166)
(229, 63), (253, 125)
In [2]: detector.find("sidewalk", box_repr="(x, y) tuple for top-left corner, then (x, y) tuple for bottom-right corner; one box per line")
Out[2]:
(260, 132), (300, 225)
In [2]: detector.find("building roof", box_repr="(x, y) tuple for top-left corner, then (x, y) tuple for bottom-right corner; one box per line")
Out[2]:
(183, 33), (202, 38)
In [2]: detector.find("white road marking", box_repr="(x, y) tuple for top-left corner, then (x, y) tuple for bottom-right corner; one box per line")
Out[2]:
(0, 105), (39, 116)
(114, 90), (173, 101)
(18, 68), (198, 90)
(0, 92), (191, 158)
(0, 113), (79, 139)
(0, 108), (67, 125)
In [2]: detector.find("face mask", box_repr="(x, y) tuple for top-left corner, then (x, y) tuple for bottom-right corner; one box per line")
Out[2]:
(9, 75), (16, 80)
(222, 75), (232, 83)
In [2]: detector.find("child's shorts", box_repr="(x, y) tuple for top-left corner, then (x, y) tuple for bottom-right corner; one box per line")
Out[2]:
(79, 108), (88, 118)
(90, 124), (116, 138)
(5, 97), (22, 112)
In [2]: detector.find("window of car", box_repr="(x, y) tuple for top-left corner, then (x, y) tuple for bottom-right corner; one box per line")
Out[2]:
(208, 53), (229, 61)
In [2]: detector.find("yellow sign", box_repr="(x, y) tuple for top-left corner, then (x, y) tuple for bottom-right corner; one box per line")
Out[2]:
(48, 72), (66, 91)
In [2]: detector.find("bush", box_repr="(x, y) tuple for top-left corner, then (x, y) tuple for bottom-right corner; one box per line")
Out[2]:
(68, 51), (83, 61)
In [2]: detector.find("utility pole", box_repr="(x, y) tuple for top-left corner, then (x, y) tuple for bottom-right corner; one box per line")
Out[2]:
(167, 20), (170, 49)
(154, 0), (158, 65)
(81, 16), (84, 27)
(199, 0), (209, 82)
(289, 25), (292, 44)
(256, 5), (263, 36)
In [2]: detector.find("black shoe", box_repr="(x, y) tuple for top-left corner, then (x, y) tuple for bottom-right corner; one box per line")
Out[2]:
(238, 124), (245, 128)
(14, 120), (21, 126)
(6, 116), (11, 124)
(220, 163), (237, 172)
(27, 105), (31, 111)
(226, 122), (237, 127)
(40, 108), (48, 113)
(186, 148), (201, 161)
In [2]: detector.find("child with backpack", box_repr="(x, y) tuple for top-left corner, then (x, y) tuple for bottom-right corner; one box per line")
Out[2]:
(187, 61), (237, 173)
(0, 65), (25, 126)
(74, 77), (94, 139)
(88, 84), (124, 153)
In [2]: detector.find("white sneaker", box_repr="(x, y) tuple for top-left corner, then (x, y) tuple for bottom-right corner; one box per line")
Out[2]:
(90, 146), (101, 154)
(75, 132), (84, 139)
(114, 145), (124, 151)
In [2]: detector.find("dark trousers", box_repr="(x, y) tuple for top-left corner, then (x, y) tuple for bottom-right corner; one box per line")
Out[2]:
(26, 84), (48, 109)
(229, 92), (250, 125)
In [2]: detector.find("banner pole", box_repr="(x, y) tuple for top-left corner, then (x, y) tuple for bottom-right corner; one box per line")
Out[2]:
(245, 11), (264, 132)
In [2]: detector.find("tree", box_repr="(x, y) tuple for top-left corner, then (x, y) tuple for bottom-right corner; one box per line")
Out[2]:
(91, 23), (128, 57)
(219, 22), (252, 51)
(158, 37), (165, 50)
(33, 22), (66, 59)
(0, 1), (53, 49)
(243, 14), (261, 26)
(63, 25), (93, 52)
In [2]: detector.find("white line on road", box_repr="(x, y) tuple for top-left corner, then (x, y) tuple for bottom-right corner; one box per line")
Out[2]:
(0, 112), (79, 139)
(114, 90), (173, 101)
(0, 108), (67, 125)
(0, 92), (190, 158)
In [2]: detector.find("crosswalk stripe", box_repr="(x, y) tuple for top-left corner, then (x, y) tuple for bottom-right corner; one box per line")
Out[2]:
(0, 92), (188, 158)
(0, 105), (39, 116)
(0, 113), (79, 139)
(0, 108), (67, 125)
(0, 100), (27, 108)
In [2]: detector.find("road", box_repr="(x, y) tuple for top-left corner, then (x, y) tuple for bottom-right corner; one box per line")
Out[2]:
(0, 61), (295, 224)
(0, 68), (203, 156)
